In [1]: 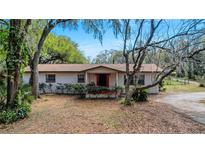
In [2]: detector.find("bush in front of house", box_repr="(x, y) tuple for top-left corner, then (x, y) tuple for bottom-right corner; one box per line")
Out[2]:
(87, 85), (111, 94)
(64, 83), (73, 94)
(56, 83), (65, 94)
(86, 82), (97, 94)
(39, 83), (48, 94)
(112, 86), (123, 94)
(73, 84), (87, 97)
(86, 83), (123, 95)
(48, 83), (53, 93)
(38, 82), (123, 97)
(195, 75), (205, 87)
(0, 84), (32, 124)
(132, 89), (148, 102)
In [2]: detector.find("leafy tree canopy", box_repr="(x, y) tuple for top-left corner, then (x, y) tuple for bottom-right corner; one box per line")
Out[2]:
(40, 34), (87, 64)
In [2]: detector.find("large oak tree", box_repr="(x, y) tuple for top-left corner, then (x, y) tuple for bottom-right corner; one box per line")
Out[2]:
(6, 19), (31, 107)
(110, 19), (205, 105)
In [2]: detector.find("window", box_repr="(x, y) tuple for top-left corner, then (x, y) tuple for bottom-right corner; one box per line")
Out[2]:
(78, 74), (85, 83)
(46, 74), (56, 83)
(138, 75), (145, 85)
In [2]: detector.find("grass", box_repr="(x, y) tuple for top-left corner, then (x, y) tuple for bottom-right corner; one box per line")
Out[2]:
(163, 79), (205, 93)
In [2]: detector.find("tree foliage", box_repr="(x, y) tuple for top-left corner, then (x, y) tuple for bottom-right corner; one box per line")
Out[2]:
(40, 34), (87, 64)
(28, 19), (105, 98)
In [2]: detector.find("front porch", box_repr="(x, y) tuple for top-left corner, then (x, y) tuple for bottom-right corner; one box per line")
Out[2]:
(85, 72), (120, 98)
(83, 67), (121, 98)
(84, 66), (120, 87)
(85, 73), (119, 87)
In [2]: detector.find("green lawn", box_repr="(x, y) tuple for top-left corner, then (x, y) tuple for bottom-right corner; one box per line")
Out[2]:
(163, 79), (205, 93)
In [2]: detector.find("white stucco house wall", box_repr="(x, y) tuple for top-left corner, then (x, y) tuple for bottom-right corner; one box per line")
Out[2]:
(23, 64), (162, 94)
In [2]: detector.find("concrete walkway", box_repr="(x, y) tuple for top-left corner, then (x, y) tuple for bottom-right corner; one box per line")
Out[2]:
(158, 92), (205, 125)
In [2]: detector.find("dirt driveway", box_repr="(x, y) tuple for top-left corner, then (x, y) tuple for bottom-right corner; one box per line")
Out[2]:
(159, 92), (205, 125)
(1, 95), (205, 133)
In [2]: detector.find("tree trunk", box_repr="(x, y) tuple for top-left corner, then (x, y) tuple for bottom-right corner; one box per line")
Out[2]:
(6, 19), (22, 107)
(124, 55), (132, 105)
(30, 21), (55, 98)
(125, 75), (131, 104)
(30, 58), (39, 99)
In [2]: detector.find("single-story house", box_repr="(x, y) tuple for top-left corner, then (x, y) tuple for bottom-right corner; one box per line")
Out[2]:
(23, 64), (162, 94)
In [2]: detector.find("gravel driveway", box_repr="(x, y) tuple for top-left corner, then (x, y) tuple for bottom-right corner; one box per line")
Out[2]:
(159, 92), (205, 125)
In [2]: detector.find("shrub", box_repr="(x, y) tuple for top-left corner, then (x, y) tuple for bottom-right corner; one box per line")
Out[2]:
(159, 80), (166, 91)
(69, 84), (86, 98)
(86, 83), (97, 94)
(0, 102), (31, 124)
(86, 84), (122, 95)
(199, 83), (205, 87)
(16, 84), (34, 104)
(16, 102), (31, 119)
(87, 82), (95, 87)
(39, 83), (47, 94)
(48, 83), (53, 93)
(195, 75), (205, 87)
(64, 83), (72, 94)
(86, 83), (112, 94)
(19, 84), (34, 103)
(132, 89), (148, 102)
(56, 83), (65, 94)
(113, 86), (123, 94)
(0, 110), (17, 124)
(0, 84), (32, 124)
(14, 84), (32, 120)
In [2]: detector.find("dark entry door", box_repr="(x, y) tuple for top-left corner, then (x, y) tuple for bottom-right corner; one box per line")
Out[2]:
(97, 74), (109, 87)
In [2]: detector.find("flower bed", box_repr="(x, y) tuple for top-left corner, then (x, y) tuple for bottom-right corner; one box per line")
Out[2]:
(86, 83), (122, 98)
(38, 82), (123, 99)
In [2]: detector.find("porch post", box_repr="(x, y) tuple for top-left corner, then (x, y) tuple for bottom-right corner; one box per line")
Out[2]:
(115, 72), (118, 86)
(85, 72), (88, 84)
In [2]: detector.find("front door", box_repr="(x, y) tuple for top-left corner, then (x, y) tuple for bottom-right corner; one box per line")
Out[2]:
(96, 74), (109, 87)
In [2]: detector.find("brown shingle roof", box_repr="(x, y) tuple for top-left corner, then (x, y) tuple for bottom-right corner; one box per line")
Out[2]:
(25, 64), (162, 73)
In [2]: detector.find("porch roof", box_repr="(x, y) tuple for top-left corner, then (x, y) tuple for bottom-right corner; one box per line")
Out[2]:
(25, 64), (162, 73)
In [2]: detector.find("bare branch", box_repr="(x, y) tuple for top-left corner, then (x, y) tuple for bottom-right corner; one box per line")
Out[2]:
(122, 20), (130, 57)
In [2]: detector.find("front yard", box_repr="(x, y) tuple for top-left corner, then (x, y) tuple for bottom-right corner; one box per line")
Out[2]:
(0, 95), (205, 133)
(164, 79), (205, 93)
